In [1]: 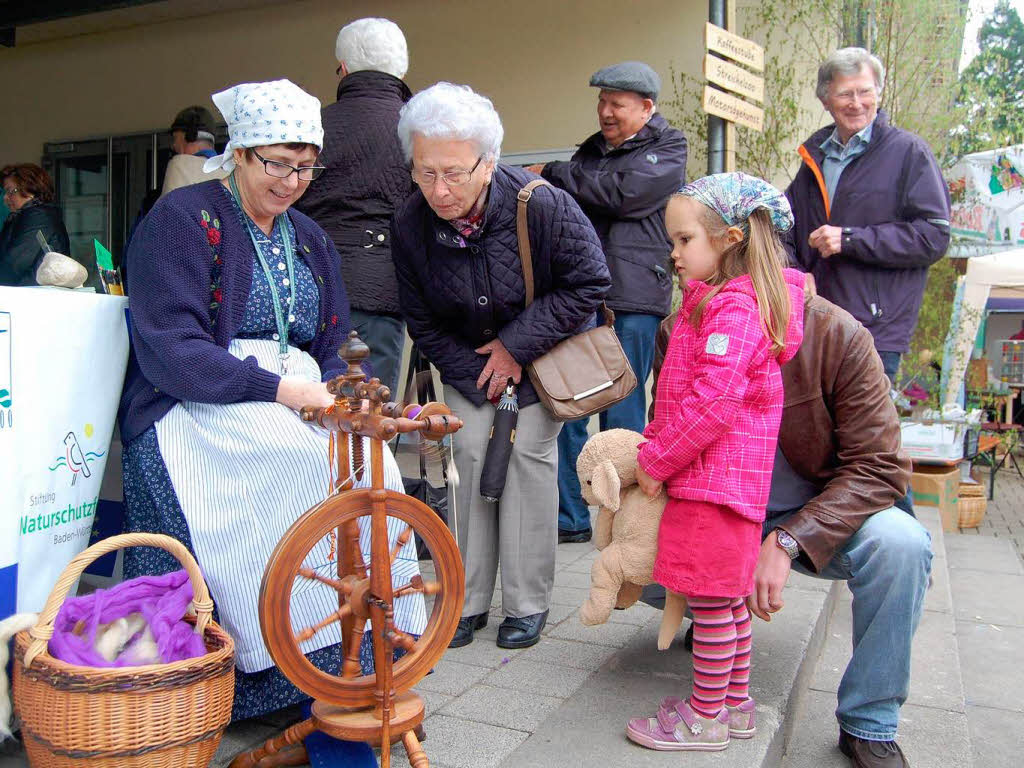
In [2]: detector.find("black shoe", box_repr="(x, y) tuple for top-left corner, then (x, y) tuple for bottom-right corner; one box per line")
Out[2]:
(558, 528), (592, 544)
(838, 730), (910, 767)
(449, 613), (488, 648)
(496, 611), (548, 648)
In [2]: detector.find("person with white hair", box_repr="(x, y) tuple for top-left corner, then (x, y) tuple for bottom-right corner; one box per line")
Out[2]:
(391, 82), (611, 650)
(784, 47), (950, 388)
(295, 17), (413, 397)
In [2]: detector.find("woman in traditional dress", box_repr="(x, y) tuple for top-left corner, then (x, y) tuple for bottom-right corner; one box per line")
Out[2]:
(118, 79), (424, 725)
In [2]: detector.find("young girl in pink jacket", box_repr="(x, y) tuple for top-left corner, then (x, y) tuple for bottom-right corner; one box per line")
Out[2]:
(627, 173), (805, 752)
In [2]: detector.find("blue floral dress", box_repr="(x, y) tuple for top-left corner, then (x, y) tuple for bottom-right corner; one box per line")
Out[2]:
(121, 188), (376, 721)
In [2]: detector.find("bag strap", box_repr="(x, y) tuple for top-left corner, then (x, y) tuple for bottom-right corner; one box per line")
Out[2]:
(516, 178), (615, 327)
(516, 179), (551, 307)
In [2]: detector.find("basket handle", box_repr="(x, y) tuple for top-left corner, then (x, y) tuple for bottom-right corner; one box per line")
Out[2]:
(22, 533), (215, 669)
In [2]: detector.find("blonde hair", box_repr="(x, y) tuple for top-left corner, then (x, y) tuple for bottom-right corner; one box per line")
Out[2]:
(686, 201), (791, 356)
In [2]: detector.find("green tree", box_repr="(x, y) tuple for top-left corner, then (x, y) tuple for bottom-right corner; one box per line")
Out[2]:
(950, 0), (1024, 158)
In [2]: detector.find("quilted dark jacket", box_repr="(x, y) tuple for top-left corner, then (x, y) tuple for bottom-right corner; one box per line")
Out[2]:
(391, 164), (612, 408)
(293, 70), (413, 314)
(541, 112), (687, 318)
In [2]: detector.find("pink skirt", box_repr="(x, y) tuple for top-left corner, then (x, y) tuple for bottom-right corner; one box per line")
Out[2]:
(652, 498), (762, 599)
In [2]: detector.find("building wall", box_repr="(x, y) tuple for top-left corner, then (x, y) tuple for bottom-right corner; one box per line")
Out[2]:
(0, 0), (709, 164)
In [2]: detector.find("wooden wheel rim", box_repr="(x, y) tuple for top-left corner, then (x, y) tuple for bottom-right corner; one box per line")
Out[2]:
(259, 489), (464, 707)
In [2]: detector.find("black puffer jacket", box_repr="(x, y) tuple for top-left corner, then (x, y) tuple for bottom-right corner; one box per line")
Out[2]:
(294, 70), (413, 314)
(391, 164), (612, 408)
(0, 200), (71, 286)
(542, 112), (687, 317)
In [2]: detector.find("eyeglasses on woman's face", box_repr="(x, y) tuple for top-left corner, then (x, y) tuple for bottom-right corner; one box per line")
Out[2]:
(250, 149), (326, 181)
(2, 186), (20, 198)
(410, 156), (483, 188)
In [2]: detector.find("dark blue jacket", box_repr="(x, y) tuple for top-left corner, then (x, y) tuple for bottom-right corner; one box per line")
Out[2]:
(391, 164), (611, 408)
(0, 200), (71, 286)
(783, 111), (950, 353)
(119, 181), (351, 443)
(542, 112), (687, 317)
(293, 70), (414, 314)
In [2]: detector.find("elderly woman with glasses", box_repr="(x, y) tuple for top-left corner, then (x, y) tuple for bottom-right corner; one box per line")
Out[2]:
(1, 163), (72, 286)
(392, 82), (611, 650)
(119, 80), (426, 729)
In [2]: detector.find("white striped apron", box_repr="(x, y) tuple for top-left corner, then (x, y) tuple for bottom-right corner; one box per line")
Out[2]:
(155, 338), (426, 672)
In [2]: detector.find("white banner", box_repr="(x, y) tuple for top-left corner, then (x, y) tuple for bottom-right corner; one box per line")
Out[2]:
(0, 287), (129, 617)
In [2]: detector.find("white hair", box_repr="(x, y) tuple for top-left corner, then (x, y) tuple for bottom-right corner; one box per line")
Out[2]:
(334, 17), (408, 79)
(397, 82), (504, 163)
(816, 47), (885, 102)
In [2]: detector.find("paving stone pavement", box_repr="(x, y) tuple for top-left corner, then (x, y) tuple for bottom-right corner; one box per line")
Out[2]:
(959, 461), (1024, 558)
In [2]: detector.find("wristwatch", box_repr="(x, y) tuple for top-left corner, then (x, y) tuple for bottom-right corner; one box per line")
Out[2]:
(774, 529), (800, 560)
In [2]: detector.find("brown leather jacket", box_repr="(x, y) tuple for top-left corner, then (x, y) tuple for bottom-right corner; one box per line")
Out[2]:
(652, 294), (910, 572)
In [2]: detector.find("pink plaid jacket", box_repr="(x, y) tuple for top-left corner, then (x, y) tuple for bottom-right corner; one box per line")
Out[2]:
(638, 269), (806, 522)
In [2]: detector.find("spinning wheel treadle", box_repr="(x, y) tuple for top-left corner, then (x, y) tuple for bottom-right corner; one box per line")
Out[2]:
(230, 330), (465, 768)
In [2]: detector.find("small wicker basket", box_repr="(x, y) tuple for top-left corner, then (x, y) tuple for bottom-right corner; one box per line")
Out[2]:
(957, 482), (987, 529)
(13, 533), (235, 768)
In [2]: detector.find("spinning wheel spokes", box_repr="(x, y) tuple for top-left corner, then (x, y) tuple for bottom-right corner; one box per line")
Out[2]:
(259, 491), (464, 708)
(390, 524), (413, 563)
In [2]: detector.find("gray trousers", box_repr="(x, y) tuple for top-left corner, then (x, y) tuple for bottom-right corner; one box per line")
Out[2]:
(444, 385), (561, 618)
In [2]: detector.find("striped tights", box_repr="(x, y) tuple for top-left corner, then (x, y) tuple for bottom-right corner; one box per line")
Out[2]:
(688, 596), (752, 718)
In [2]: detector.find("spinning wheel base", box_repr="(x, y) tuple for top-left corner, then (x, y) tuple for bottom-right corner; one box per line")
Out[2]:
(230, 692), (428, 768)
(313, 690), (425, 745)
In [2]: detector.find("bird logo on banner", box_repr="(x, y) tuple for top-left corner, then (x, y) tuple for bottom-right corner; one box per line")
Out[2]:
(63, 431), (92, 486)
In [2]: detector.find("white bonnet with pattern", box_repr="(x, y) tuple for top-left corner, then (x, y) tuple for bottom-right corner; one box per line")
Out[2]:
(203, 79), (325, 173)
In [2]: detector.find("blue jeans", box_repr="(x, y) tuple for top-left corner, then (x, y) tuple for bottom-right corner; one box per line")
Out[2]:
(557, 311), (660, 533)
(765, 506), (933, 741)
(350, 310), (405, 396)
(878, 351), (901, 385)
(599, 312), (660, 432)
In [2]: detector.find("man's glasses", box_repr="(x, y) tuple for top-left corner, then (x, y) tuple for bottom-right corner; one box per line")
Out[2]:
(411, 156), (483, 188)
(251, 149), (326, 181)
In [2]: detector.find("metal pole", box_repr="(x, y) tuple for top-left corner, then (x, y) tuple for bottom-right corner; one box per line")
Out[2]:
(707, 0), (727, 174)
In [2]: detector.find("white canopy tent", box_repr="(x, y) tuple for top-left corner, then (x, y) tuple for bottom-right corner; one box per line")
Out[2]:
(944, 249), (1024, 404)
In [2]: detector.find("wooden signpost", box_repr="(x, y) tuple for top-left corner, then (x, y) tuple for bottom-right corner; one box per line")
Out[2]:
(703, 18), (766, 170)
(705, 22), (765, 72)
(702, 86), (765, 132)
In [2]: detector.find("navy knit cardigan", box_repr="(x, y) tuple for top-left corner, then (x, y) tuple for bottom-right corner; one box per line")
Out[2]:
(119, 180), (351, 444)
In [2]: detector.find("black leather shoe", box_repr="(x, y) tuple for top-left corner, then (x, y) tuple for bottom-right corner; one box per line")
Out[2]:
(558, 528), (592, 544)
(496, 611), (548, 648)
(839, 730), (910, 767)
(449, 613), (488, 648)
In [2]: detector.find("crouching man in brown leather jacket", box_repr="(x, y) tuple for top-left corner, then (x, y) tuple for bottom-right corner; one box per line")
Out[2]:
(650, 289), (931, 768)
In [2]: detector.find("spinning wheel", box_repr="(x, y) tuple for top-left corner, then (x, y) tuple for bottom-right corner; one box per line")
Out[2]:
(231, 332), (465, 768)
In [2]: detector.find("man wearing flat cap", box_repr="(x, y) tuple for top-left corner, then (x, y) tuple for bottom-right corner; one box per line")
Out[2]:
(528, 60), (687, 544)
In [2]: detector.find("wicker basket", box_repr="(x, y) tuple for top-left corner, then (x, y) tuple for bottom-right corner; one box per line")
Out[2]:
(13, 533), (235, 768)
(958, 482), (987, 529)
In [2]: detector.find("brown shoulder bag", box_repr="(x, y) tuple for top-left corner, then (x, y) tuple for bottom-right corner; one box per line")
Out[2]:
(516, 179), (637, 421)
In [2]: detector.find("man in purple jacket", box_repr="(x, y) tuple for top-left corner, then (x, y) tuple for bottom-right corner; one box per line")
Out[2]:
(783, 47), (950, 381)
